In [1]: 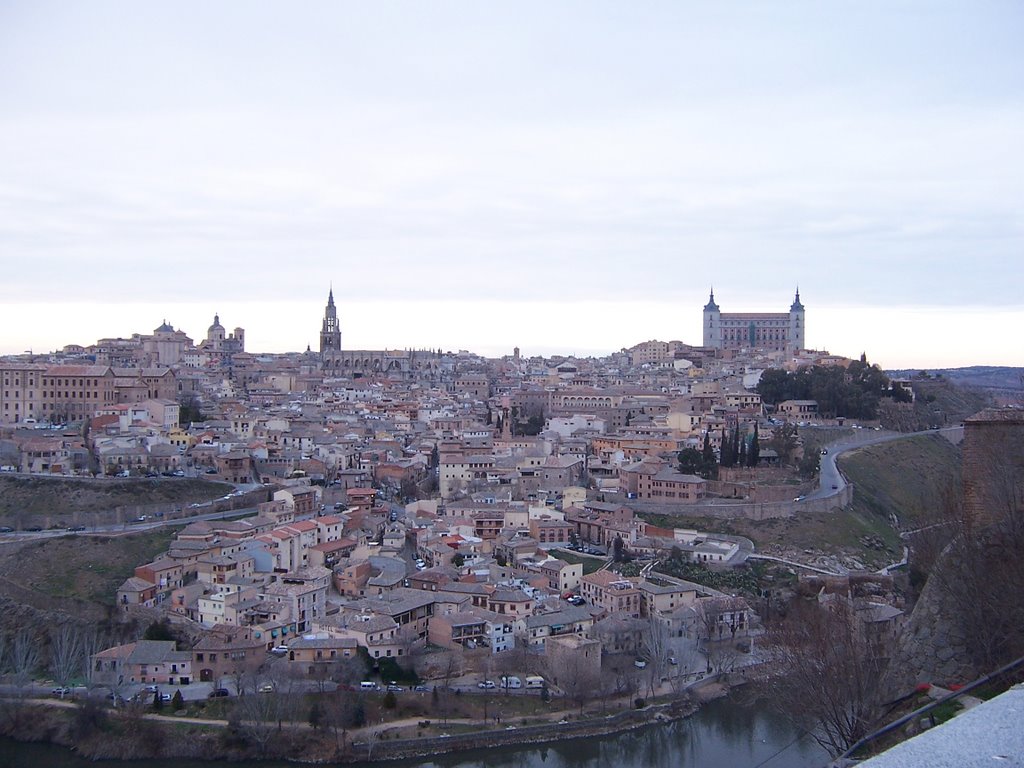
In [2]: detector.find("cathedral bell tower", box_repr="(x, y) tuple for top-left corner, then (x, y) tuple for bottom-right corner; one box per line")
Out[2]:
(320, 287), (341, 358)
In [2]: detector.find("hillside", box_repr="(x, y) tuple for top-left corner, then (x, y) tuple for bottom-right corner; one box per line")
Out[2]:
(639, 433), (961, 571)
(839, 433), (961, 530)
(0, 475), (232, 529)
(0, 528), (177, 614)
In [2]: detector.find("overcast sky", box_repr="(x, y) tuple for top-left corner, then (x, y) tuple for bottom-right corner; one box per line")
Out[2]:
(1, 1), (1021, 369)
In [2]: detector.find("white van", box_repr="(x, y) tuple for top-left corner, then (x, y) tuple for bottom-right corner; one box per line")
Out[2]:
(525, 676), (545, 689)
(359, 681), (377, 691)
(501, 676), (522, 689)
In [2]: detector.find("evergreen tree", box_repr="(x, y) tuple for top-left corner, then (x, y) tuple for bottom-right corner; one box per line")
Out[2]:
(720, 427), (733, 467)
(678, 447), (703, 476)
(748, 423), (760, 467)
(309, 701), (324, 730)
(701, 433), (719, 480)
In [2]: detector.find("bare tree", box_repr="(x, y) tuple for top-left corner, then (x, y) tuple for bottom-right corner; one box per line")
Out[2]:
(762, 599), (885, 757)
(10, 629), (40, 692)
(323, 690), (364, 757)
(307, 662), (334, 695)
(79, 629), (103, 696)
(227, 663), (252, 698)
(641, 615), (671, 697)
(551, 652), (599, 716)
(49, 623), (84, 695)
(233, 686), (283, 757)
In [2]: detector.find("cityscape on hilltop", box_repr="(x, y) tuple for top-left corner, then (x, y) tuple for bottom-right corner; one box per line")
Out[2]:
(1, 285), (1021, 765)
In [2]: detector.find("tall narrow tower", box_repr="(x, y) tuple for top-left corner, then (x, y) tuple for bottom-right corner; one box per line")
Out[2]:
(702, 288), (721, 348)
(788, 288), (805, 353)
(320, 288), (341, 357)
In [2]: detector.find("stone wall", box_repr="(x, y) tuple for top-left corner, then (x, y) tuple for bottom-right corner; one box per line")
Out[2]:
(629, 484), (852, 521)
(883, 545), (974, 696)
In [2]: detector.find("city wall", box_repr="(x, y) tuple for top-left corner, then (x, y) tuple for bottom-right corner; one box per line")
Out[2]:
(629, 484), (853, 521)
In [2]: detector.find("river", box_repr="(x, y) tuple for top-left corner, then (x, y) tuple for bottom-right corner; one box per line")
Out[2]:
(0, 695), (827, 768)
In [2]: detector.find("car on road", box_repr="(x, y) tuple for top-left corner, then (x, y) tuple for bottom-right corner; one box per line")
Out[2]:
(208, 688), (230, 698)
(0, 526), (14, 533)
(66, 525), (86, 532)
(820, 448), (828, 455)
(258, 683), (275, 693)
(270, 645), (289, 654)
(568, 596), (585, 606)
(413, 685), (430, 693)
(52, 686), (72, 697)
(832, 484), (838, 490)
(477, 680), (496, 689)
(386, 683), (405, 692)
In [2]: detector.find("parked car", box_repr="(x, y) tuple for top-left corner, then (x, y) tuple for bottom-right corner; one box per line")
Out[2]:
(258, 683), (275, 693)
(386, 683), (405, 692)
(208, 688), (230, 698)
(477, 680), (496, 689)
(270, 645), (289, 654)
(413, 685), (430, 693)
(66, 525), (86, 532)
(52, 686), (72, 697)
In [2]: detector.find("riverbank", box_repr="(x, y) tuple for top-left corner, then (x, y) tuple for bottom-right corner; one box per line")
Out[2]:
(0, 679), (734, 763)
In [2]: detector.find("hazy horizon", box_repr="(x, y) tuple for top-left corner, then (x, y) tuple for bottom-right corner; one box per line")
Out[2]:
(2, 2), (1021, 369)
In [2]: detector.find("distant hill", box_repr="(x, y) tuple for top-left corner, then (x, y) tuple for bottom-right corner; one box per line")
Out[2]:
(887, 366), (1024, 393)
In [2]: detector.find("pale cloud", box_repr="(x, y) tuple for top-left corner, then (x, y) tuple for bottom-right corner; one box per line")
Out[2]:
(0, 1), (1021, 365)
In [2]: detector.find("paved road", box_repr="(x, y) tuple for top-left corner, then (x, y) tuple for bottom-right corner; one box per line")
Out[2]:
(806, 425), (963, 502)
(0, 502), (261, 542)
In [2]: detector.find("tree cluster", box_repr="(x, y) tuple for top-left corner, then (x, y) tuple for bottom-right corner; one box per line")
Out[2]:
(678, 433), (719, 479)
(757, 355), (897, 420)
(719, 424), (760, 469)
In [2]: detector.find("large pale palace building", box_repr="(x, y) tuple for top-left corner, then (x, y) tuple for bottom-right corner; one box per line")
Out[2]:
(702, 289), (805, 354)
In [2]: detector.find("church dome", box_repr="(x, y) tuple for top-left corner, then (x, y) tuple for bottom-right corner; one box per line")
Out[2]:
(208, 314), (224, 332)
(155, 320), (175, 333)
